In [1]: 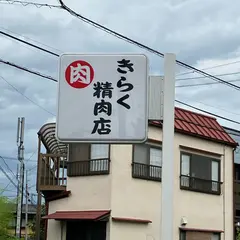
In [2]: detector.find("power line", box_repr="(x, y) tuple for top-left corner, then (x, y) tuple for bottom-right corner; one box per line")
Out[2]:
(1, 24), (238, 82)
(177, 60), (240, 76)
(1, 6), (240, 92)
(0, 26), (63, 54)
(0, 156), (18, 181)
(25, 151), (36, 164)
(0, 58), (57, 82)
(1, 56), (240, 125)
(0, 182), (12, 193)
(0, 74), (55, 116)
(175, 100), (240, 125)
(176, 79), (240, 88)
(176, 71), (240, 81)
(0, 31), (59, 57)
(2, 54), (239, 90)
(57, 0), (240, 91)
(0, 0), (61, 8)
(2, 156), (36, 163)
(0, 25), (239, 125)
(178, 99), (240, 117)
(0, 161), (37, 208)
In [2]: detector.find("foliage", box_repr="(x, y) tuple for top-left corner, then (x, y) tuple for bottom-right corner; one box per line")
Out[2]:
(237, 227), (240, 240)
(28, 204), (46, 240)
(0, 195), (17, 240)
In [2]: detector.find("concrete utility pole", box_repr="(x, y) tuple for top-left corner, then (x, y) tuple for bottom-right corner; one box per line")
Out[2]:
(25, 169), (29, 240)
(16, 117), (25, 239)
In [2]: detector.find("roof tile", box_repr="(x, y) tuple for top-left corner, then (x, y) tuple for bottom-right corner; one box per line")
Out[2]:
(151, 107), (237, 146)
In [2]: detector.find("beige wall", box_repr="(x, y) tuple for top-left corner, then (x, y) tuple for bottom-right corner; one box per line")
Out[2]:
(109, 126), (233, 240)
(46, 126), (234, 240)
(46, 175), (111, 240)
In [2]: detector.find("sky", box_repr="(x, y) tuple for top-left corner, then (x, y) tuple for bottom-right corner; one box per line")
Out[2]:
(0, 0), (240, 200)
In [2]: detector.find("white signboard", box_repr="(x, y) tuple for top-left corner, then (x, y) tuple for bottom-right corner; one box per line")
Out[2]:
(56, 54), (148, 143)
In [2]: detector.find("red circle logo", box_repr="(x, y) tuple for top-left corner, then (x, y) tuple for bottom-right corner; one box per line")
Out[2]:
(65, 60), (94, 89)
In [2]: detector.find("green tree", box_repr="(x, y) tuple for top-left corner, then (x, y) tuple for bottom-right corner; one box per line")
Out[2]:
(237, 227), (240, 240)
(0, 195), (16, 240)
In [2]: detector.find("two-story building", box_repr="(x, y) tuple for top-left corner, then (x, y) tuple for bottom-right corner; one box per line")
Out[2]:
(223, 126), (240, 238)
(37, 107), (237, 240)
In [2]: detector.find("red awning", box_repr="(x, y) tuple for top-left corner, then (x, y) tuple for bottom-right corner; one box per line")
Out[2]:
(42, 210), (110, 220)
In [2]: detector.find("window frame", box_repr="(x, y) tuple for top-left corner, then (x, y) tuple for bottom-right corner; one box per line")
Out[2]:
(132, 141), (162, 181)
(179, 230), (186, 240)
(90, 144), (110, 173)
(180, 151), (221, 195)
(67, 144), (110, 177)
(179, 230), (221, 240)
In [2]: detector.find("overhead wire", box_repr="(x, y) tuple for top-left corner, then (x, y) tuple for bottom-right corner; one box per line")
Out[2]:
(0, 161), (37, 207)
(1, 2), (240, 92)
(175, 100), (240, 125)
(0, 74), (55, 116)
(0, 4), (240, 124)
(0, 58), (57, 82)
(0, 156), (18, 181)
(57, 0), (240, 91)
(1, 51), (239, 124)
(177, 60), (240, 76)
(176, 71), (240, 81)
(0, 31), (59, 57)
(176, 79), (240, 88)
(0, 26), (63, 54)
(2, 156), (36, 163)
(1, 25), (239, 81)
(177, 98), (240, 117)
(0, 182), (12, 193)
(2, 1), (240, 90)
(0, 0), (61, 8)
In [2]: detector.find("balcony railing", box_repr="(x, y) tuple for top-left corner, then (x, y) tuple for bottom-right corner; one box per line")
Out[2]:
(38, 153), (67, 192)
(67, 158), (110, 177)
(180, 175), (221, 195)
(132, 162), (161, 182)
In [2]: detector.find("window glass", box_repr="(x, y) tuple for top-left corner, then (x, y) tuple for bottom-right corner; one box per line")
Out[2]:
(211, 233), (220, 240)
(211, 161), (219, 191)
(90, 144), (109, 171)
(150, 148), (162, 166)
(133, 144), (148, 164)
(181, 154), (190, 187)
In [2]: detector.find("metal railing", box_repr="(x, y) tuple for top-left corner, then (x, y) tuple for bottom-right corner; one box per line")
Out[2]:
(67, 158), (110, 177)
(180, 175), (221, 195)
(132, 162), (161, 181)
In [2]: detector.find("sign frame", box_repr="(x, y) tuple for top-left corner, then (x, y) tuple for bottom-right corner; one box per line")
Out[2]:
(55, 53), (149, 144)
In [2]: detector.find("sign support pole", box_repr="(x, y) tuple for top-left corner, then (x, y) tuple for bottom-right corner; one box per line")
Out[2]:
(160, 53), (176, 240)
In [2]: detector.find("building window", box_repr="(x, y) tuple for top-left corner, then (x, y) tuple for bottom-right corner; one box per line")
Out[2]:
(132, 142), (162, 181)
(180, 152), (221, 195)
(180, 230), (220, 240)
(67, 144), (110, 176)
(90, 144), (109, 172)
(179, 230), (186, 240)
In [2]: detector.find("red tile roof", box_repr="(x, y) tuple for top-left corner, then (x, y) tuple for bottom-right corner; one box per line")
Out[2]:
(42, 210), (110, 220)
(150, 107), (237, 146)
